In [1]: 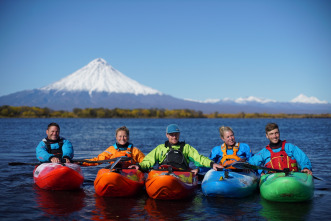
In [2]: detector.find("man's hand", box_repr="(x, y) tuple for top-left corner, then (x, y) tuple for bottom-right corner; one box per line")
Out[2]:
(50, 157), (60, 163)
(213, 163), (224, 171)
(191, 168), (199, 176)
(128, 165), (139, 170)
(302, 168), (313, 175)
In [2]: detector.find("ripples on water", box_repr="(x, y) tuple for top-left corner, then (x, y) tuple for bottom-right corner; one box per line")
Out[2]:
(0, 118), (330, 220)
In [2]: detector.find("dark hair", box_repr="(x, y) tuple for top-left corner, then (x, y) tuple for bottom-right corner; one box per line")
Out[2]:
(116, 126), (129, 136)
(265, 123), (279, 134)
(47, 122), (60, 130)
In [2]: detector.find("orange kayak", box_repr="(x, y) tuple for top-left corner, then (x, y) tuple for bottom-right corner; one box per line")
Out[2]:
(145, 169), (198, 200)
(33, 163), (84, 190)
(94, 168), (145, 197)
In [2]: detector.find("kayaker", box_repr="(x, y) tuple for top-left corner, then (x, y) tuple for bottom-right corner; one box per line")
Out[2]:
(129, 124), (223, 175)
(36, 122), (74, 163)
(249, 123), (313, 175)
(204, 126), (253, 171)
(82, 126), (145, 167)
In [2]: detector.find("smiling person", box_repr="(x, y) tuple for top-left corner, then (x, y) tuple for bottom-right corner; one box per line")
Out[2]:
(82, 126), (145, 167)
(207, 126), (252, 169)
(36, 122), (74, 163)
(249, 123), (312, 175)
(129, 124), (223, 174)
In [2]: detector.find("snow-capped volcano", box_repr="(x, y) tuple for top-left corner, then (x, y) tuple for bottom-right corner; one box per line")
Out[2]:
(41, 58), (162, 96)
(291, 94), (327, 104)
(0, 58), (330, 113)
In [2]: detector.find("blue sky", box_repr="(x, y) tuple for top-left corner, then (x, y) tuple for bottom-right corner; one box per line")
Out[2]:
(1, 0), (330, 103)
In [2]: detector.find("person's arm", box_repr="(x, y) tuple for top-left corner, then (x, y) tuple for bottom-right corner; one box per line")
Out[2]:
(248, 149), (266, 174)
(138, 145), (161, 172)
(36, 141), (53, 163)
(81, 146), (114, 166)
(241, 143), (253, 161)
(209, 146), (222, 163)
(132, 147), (145, 163)
(62, 139), (74, 161)
(286, 143), (312, 173)
(185, 144), (213, 168)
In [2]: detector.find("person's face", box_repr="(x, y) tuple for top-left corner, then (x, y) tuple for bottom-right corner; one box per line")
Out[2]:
(221, 130), (236, 146)
(266, 128), (280, 144)
(46, 126), (60, 140)
(116, 130), (129, 145)
(166, 132), (180, 145)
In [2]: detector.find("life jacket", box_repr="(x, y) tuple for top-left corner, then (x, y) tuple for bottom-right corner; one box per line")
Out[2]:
(265, 140), (298, 172)
(111, 143), (134, 168)
(43, 138), (64, 159)
(160, 141), (189, 170)
(220, 143), (241, 169)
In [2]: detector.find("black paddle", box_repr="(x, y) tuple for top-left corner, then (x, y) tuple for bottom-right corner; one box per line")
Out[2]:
(104, 156), (132, 170)
(8, 156), (132, 166)
(231, 162), (324, 181)
(105, 157), (123, 170)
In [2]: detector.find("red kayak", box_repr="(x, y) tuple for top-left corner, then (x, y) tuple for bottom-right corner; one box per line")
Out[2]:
(94, 168), (145, 197)
(145, 167), (198, 200)
(33, 163), (84, 190)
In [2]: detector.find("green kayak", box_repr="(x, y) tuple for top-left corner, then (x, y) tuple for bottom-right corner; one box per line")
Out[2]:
(259, 172), (314, 202)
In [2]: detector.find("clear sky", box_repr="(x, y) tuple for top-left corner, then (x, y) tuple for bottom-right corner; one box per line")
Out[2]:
(1, 0), (330, 103)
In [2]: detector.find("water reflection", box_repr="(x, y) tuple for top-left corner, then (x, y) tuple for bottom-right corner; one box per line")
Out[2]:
(91, 194), (146, 220)
(144, 197), (198, 220)
(202, 194), (262, 220)
(34, 186), (86, 216)
(259, 198), (312, 221)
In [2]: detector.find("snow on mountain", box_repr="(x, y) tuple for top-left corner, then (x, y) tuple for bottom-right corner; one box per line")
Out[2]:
(188, 96), (276, 104)
(291, 94), (327, 104)
(188, 94), (329, 105)
(41, 58), (162, 96)
(233, 96), (276, 104)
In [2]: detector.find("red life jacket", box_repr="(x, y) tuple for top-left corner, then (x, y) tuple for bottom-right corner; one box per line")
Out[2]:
(265, 140), (298, 172)
(220, 143), (241, 169)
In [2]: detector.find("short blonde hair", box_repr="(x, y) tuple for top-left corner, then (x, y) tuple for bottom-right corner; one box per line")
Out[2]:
(219, 126), (234, 139)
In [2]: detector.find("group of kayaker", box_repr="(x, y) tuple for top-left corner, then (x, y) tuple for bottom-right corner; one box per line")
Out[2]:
(36, 122), (313, 176)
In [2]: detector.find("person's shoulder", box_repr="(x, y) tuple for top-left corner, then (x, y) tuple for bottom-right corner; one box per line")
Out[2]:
(155, 143), (166, 148)
(239, 142), (250, 147)
(256, 147), (268, 153)
(284, 142), (299, 149)
(211, 145), (222, 151)
(37, 139), (46, 146)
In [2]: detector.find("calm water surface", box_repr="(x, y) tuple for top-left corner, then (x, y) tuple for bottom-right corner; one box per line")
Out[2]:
(0, 118), (330, 220)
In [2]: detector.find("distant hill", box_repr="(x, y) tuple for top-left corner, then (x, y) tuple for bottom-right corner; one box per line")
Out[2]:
(0, 58), (330, 114)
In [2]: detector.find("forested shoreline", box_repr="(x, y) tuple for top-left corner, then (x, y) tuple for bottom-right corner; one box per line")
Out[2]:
(0, 105), (330, 119)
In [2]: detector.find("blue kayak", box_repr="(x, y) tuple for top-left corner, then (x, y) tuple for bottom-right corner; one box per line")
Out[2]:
(201, 169), (259, 198)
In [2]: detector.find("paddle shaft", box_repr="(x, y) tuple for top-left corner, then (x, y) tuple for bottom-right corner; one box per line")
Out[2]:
(8, 156), (132, 166)
(233, 162), (323, 181)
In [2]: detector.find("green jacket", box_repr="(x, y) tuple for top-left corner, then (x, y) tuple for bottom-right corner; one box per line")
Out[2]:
(139, 142), (213, 171)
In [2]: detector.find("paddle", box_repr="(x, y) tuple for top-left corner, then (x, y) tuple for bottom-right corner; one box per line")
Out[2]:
(73, 156), (131, 164)
(104, 156), (123, 170)
(8, 162), (41, 166)
(231, 162), (324, 181)
(8, 156), (132, 166)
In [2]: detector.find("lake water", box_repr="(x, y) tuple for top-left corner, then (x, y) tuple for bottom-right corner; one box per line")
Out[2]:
(0, 118), (330, 220)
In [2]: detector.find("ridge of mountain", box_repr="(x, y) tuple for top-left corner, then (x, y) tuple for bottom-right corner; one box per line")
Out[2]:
(0, 58), (329, 114)
(41, 58), (162, 96)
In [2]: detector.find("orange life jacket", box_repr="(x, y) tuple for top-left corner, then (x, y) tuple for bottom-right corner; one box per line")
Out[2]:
(220, 143), (241, 169)
(265, 140), (298, 172)
(111, 144), (134, 168)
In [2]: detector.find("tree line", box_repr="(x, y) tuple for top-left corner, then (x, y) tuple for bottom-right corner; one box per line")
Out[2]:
(0, 105), (330, 119)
